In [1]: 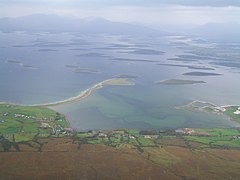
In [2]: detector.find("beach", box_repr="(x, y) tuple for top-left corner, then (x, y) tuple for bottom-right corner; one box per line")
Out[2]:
(35, 78), (134, 107)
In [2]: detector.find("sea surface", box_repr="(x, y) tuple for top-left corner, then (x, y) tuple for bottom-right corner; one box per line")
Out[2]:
(1, 31), (240, 130)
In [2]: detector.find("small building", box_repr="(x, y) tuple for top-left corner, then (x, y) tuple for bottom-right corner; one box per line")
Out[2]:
(128, 135), (135, 139)
(233, 136), (240, 139)
(40, 122), (51, 129)
(64, 128), (74, 132)
(112, 130), (125, 134)
(143, 135), (158, 139)
(144, 135), (152, 139)
(175, 129), (185, 133)
(98, 133), (107, 138)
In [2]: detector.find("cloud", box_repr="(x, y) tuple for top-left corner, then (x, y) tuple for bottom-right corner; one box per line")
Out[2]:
(50, 5), (240, 25)
(152, 0), (240, 7)
(1, 0), (240, 25)
(1, 0), (240, 7)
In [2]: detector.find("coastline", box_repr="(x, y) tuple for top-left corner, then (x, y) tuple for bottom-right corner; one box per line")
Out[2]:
(30, 78), (134, 107)
(0, 78), (134, 130)
(178, 100), (240, 126)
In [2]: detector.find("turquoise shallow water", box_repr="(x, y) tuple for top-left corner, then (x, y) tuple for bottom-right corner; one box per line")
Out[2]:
(50, 84), (238, 130)
(1, 32), (240, 130)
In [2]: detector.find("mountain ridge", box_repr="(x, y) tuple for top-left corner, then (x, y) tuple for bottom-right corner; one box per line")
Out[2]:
(0, 14), (166, 35)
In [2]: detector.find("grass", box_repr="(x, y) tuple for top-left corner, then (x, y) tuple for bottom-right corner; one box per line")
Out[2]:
(21, 123), (39, 133)
(126, 129), (139, 135)
(224, 106), (240, 123)
(14, 134), (35, 142)
(184, 134), (240, 148)
(211, 139), (240, 147)
(161, 135), (177, 139)
(185, 136), (232, 143)
(137, 137), (155, 146)
(56, 118), (68, 127)
(0, 104), (55, 119)
(184, 136), (214, 144)
(76, 132), (92, 138)
(110, 137), (122, 143)
(38, 129), (52, 138)
(191, 128), (240, 148)
(87, 138), (109, 144)
(129, 138), (138, 145)
(0, 126), (22, 134)
(143, 147), (180, 167)
(0, 103), (68, 142)
(194, 128), (240, 136)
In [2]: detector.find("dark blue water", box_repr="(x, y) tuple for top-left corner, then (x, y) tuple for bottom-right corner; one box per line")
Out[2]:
(1, 31), (239, 130)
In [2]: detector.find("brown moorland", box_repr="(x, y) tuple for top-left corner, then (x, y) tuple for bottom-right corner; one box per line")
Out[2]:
(0, 138), (240, 180)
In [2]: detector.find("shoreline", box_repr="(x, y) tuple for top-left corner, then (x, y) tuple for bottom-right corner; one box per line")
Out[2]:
(178, 100), (240, 126)
(0, 78), (134, 130)
(30, 78), (134, 107)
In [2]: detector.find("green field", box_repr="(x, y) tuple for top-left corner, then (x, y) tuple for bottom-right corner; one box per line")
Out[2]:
(194, 128), (240, 136)
(184, 128), (240, 148)
(0, 103), (68, 142)
(126, 129), (139, 135)
(224, 106), (240, 123)
(137, 137), (155, 146)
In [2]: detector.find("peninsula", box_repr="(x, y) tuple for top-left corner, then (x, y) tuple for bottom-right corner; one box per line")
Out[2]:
(180, 100), (240, 124)
(37, 78), (134, 107)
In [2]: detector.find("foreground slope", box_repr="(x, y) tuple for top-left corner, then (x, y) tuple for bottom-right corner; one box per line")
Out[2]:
(0, 138), (240, 180)
(0, 103), (240, 179)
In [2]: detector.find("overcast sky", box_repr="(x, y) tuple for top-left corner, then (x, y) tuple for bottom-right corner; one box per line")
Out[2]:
(1, 0), (240, 25)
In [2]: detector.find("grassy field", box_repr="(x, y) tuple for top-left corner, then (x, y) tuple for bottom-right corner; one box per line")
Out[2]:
(224, 106), (240, 123)
(126, 129), (139, 135)
(183, 128), (240, 148)
(0, 103), (68, 142)
(137, 137), (155, 146)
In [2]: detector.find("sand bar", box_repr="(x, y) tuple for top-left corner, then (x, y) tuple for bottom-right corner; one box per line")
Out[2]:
(34, 78), (134, 107)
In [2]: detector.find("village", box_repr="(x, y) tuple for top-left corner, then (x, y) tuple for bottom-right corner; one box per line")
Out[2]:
(53, 127), (240, 149)
(1, 103), (240, 152)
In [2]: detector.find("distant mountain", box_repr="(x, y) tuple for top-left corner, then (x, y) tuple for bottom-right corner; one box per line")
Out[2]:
(0, 14), (166, 35)
(189, 23), (240, 42)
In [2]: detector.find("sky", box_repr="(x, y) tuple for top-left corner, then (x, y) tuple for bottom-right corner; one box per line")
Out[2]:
(1, 0), (240, 25)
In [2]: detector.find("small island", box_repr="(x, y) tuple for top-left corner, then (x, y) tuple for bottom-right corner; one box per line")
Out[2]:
(157, 63), (215, 70)
(65, 65), (100, 74)
(7, 59), (37, 70)
(38, 49), (58, 52)
(7, 59), (22, 64)
(76, 52), (107, 57)
(22, 64), (37, 69)
(112, 58), (158, 63)
(157, 79), (206, 85)
(115, 74), (138, 79)
(73, 68), (100, 74)
(65, 64), (79, 69)
(129, 49), (165, 55)
(182, 71), (222, 76)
